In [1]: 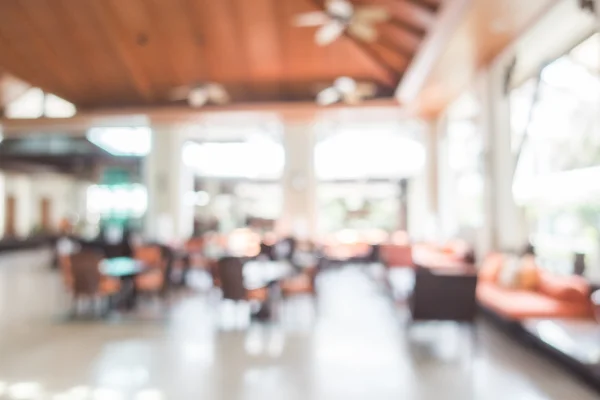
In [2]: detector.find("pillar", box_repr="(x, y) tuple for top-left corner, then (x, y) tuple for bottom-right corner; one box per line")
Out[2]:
(408, 118), (441, 241)
(278, 122), (317, 240)
(144, 126), (194, 244)
(477, 55), (527, 253)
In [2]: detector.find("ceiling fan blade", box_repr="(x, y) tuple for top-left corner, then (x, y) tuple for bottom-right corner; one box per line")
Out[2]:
(293, 11), (330, 27)
(206, 83), (230, 105)
(353, 6), (390, 23)
(333, 76), (357, 95)
(316, 87), (342, 106)
(327, 0), (354, 20)
(188, 87), (209, 107)
(168, 85), (191, 101)
(315, 21), (345, 46)
(347, 21), (378, 43)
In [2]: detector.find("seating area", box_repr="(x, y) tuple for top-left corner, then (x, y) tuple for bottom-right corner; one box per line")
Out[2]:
(0, 0), (599, 398)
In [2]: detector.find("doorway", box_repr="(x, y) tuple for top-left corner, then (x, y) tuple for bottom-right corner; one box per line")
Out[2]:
(5, 195), (16, 237)
(40, 197), (51, 233)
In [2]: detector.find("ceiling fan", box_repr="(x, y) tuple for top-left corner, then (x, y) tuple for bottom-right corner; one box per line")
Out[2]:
(168, 83), (230, 107)
(294, 0), (389, 46)
(316, 77), (377, 106)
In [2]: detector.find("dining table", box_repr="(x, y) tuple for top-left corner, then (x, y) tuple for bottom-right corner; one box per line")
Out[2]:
(99, 257), (147, 310)
(243, 260), (295, 321)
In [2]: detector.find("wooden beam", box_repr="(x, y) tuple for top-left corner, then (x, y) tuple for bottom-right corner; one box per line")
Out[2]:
(350, 0), (436, 32)
(88, 1), (156, 102)
(395, 0), (471, 105)
(0, 99), (402, 135)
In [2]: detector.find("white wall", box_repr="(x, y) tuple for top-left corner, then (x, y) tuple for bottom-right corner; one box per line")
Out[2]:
(0, 171), (89, 238)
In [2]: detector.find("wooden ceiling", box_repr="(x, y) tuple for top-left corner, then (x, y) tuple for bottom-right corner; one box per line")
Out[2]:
(0, 0), (441, 109)
(397, 0), (562, 117)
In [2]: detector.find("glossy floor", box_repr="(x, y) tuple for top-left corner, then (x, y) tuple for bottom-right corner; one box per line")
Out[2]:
(0, 250), (597, 399)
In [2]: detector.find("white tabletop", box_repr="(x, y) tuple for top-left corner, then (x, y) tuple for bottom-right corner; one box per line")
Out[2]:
(243, 260), (294, 289)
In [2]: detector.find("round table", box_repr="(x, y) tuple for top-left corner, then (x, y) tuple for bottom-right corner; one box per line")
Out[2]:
(100, 257), (146, 310)
(243, 260), (294, 321)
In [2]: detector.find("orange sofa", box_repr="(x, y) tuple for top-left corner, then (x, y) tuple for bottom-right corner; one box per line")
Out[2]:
(477, 253), (593, 320)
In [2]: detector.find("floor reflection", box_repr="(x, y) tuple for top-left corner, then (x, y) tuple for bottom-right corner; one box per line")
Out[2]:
(0, 252), (598, 399)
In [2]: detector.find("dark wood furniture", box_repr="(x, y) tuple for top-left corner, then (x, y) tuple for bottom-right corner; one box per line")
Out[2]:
(218, 257), (294, 321)
(69, 250), (120, 316)
(408, 266), (478, 324)
(100, 257), (146, 310)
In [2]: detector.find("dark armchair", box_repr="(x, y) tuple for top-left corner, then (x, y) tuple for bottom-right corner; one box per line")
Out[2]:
(408, 266), (478, 323)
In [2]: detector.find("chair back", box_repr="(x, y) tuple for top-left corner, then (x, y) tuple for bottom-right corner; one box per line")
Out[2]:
(69, 251), (104, 296)
(410, 267), (478, 322)
(380, 244), (413, 268)
(135, 245), (165, 270)
(218, 257), (246, 301)
(185, 237), (204, 253)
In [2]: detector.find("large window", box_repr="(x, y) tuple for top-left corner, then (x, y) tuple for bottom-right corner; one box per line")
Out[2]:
(5, 88), (76, 118)
(511, 34), (600, 277)
(314, 123), (425, 234)
(183, 138), (284, 180)
(439, 92), (484, 239)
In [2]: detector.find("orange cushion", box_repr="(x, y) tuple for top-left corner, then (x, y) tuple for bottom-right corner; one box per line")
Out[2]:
(135, 270), (164, 292)
(100, 277), (121, 295)
(479, 253), (503, 283)
(538, 272), (589, 302)
(477, 282), (592, 320)
(517, 255), (540, 291)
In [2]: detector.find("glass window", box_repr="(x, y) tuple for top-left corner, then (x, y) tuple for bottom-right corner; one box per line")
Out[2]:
(315, 129), (425, 180)
(44, 93), (76, 118)
(5, 88), (45, 118)
(87, 184), (147, 220)
(5, 88), (76, 118)
(314, 124), (424, 235)
(511, 34), (600, 278)
(182, 138), (284, 179)
(87, 127), (152, 156)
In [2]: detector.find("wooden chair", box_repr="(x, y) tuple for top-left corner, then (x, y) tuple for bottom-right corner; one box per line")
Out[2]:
(134, 245), (167, 294)
(217, 257), (267, 302)
(185, 237), (207, 269)
(69, 251), (120, 316)
(280, 266), (319, 298)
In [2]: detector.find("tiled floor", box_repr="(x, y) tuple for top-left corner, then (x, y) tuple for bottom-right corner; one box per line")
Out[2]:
(0, 250), (597, 399)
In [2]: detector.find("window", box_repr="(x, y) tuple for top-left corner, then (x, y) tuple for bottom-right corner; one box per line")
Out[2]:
(182, 139), (284, 179)
(5, 88), (76, 118)
(315, 128), (425, 180)
(87, 127), (152, 156)
(438, 91), (484, 238)
(314, 124), (425, 234)
(511, 34), (600, 278)
(87, 184), (147, 220)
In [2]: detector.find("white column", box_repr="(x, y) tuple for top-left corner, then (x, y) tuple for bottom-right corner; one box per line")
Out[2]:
(408, 119), (439, 240)
(279, 122), (317, 239)
(144, 126), (194, 244)
(477, 56), (527, 253)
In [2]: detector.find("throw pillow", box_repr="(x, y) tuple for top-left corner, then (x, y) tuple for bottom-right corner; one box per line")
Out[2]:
(518, 255), (540, 291)
(498, 255), (521, 288)
(479, 253), (503, 282)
